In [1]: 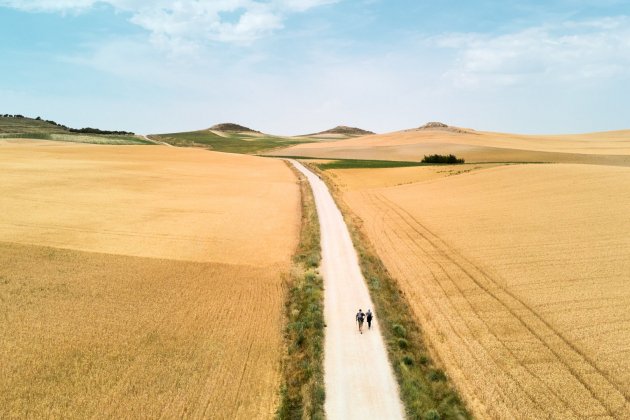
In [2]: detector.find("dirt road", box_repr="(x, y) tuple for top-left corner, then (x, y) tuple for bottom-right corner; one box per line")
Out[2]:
(291, 160), (404, 420)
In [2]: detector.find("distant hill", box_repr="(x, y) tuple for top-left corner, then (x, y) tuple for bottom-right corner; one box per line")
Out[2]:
(0, 114), (144, 144)
(267, 123), (630, 166)
(209, 123), (260, 133)
(305, 125), (375, 138)
(0, 114), (134, 135)
(415, 122), (470, 134)
(0, 115), (71, 135)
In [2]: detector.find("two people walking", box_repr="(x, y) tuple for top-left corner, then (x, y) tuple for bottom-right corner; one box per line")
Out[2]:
(356, 308), (373, 334)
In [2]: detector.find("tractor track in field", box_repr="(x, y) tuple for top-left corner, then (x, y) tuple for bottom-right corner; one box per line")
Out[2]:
(364, 190), (630, 418)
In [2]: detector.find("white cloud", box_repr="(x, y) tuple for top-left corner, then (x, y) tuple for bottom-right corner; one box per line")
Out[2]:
(0, 0), (336, 50)
(433, 17), (630, 88)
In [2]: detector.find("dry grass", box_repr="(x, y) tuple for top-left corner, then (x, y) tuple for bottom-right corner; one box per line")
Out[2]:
(327, 163), (630, 419)
(0, 140), (300, 418)
(269, 127), (630, 166)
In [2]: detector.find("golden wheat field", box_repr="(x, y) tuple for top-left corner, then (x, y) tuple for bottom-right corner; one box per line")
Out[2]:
(0, 140), (300, 418)
(271, 127), (630, 166)
(327, 163), (630, 419)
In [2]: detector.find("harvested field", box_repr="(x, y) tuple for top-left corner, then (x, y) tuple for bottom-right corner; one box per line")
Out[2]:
(270, 128), (630, 166)
(0, 140), (300, 418)
(326, 163), (630, 419)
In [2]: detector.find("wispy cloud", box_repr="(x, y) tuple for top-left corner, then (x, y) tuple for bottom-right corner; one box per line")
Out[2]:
(433, 16), (630, 88)
(0, 0), (337, 51)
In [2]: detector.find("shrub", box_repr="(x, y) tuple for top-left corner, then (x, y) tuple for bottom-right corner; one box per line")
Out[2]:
(403, 355), (414, 366)
(393, 324), (407, 338)
(69, 127), (135, 135)
(428, 369), (447, 382)
(398, 338), (409, 349)
(306, 253), (319, 268)
(421, 154), (465, 164)
(424, 409), (441, 420)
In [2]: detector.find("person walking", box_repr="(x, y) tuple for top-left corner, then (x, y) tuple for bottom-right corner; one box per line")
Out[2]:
(366, 309), (373, 330)
(356, 309), (365, 334)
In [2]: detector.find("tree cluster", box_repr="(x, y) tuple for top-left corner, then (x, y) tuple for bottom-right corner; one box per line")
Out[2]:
(421, 154), (465, 164)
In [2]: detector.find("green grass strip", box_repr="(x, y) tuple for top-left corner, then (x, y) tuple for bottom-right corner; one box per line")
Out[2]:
(316, 159), (426, 170)
(151, 131), (314, 154)
(276, 162), (325, 420)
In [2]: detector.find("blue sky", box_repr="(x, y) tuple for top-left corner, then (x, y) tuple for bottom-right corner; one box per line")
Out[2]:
(1, 0), (629, 135)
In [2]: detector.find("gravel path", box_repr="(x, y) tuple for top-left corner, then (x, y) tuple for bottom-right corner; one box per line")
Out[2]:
(290, 160), (405, 420)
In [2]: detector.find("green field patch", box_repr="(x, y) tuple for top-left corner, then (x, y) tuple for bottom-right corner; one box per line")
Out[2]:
(316, 159), (427, 170)
(151, 130), (315, 154)
(277, 163), (325, 420)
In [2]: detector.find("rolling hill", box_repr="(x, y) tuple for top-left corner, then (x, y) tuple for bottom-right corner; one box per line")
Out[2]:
(150, 122), (317, 154)
(302, 125), (375, 139)
(0, 115), (147, 145)
(268, 122), (630, 166)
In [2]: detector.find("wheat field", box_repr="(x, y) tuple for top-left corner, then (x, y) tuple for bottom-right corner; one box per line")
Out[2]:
(0, 140), (300, 418)
(328, 163), (630, 419)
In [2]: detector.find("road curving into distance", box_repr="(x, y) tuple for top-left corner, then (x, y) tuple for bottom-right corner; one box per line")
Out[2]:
(290, 160), (404, 420)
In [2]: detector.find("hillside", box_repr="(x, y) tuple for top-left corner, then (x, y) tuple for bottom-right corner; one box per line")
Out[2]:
(0, 115), (145, 145)
(209, 122), (260, 133)
(151, 126), (316, 154)
(268, 123), (630, 166)
(305, 125), (375, 138)
(0, 115), (70, 135)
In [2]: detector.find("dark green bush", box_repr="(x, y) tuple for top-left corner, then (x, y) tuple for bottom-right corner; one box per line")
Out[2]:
(421, 154), (465, 164)
(428, 369), (447, 382)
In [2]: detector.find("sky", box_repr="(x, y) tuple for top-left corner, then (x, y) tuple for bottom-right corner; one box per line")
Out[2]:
(1, 0), (629, 135)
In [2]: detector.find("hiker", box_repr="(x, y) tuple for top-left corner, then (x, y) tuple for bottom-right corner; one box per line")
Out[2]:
(366, 309), (373, 330)
(356, 309), (365, 334)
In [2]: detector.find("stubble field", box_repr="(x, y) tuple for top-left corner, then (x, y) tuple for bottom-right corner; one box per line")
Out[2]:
(0, 140), (300, 418)
(326, 163), (630, 419)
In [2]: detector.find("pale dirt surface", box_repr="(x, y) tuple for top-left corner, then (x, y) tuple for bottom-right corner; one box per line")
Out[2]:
(0, 140), (301, 419)
(291, 160), (405, 420)
(0, 139), (298, 266)
(142, 134), (173, 146)
(209, 129), (230, 137)
(268, 128), (630, 166)
(329, 163), (630, 419)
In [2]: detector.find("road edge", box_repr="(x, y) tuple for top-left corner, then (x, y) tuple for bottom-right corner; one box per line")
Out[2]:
(305, 161), (472, 420)
(276, 161), (326, 419)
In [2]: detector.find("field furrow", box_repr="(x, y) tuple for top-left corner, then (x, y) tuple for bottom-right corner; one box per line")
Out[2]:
(365, 191), (589, 418)
(330, 163), (630, 419)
